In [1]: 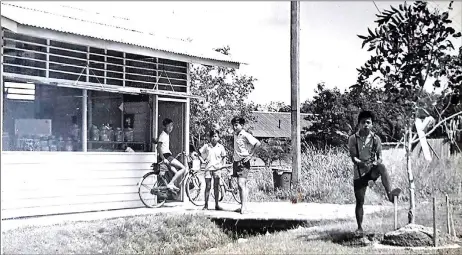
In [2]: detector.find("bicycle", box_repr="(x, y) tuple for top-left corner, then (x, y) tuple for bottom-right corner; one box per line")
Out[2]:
(208, 164), (241, 204)
(137, 151), (205, 208)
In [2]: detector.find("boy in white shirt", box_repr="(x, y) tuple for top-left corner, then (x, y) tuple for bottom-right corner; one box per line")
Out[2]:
(157, 118), (186, 191)
(199, 130), (227, 210)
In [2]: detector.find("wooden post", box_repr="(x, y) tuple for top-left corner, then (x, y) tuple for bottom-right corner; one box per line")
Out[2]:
(433, 197), (437, 247)
(290, 1), (301, 190)
(446, 195), (451, 235)
(394, 196), (398, 230)
(82, 90), (88, 152)
(0, 29), (4, 152)
(450, 203), (456, 238)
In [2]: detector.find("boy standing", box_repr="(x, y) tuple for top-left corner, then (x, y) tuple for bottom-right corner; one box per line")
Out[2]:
(348, 110), (401, 234)
(231, 116), (261, 214)
(157, 118), (186, 191)
(199, 130), (227, 211)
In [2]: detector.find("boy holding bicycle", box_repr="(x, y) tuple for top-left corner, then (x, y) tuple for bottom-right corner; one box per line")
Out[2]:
(199, 130), (227, 210)
(157, 118), (186, 191)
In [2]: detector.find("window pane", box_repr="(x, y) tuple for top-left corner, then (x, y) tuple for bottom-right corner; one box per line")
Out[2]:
(87, 91), (150, 152)
(2, 82), (83, 151)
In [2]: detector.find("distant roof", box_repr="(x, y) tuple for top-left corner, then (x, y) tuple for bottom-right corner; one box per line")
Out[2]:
(0, 2), (242, 68)
(248, 111), (313, 138)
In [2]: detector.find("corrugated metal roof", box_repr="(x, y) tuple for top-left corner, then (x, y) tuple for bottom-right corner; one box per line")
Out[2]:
(248, 111), (313, 138)
(1, 2), (241, 66)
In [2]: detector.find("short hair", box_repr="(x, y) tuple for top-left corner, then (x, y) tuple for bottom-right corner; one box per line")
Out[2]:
(209, 130), (220, 138)
(162, 118), (173, 126)
(231, 116), (245, 125)
(358, 110), (375, 123)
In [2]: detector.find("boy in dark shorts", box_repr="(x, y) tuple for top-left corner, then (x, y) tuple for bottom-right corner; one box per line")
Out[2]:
(157, 118), (186, 191)
(348, 110), (402, 234)
(231, 116), (261, 214)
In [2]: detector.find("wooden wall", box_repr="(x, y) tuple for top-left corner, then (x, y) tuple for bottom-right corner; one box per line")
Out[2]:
(1, 152), (158, 219)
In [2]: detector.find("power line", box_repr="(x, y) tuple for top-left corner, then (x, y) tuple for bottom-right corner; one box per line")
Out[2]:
(372, 1), (382, 14)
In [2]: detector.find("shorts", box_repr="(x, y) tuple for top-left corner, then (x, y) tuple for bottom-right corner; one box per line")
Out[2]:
(232, 160), (250, 178)
(158, 153), (175, 163)
(353, 163), (383, 191)
(204, 169), (221, 179)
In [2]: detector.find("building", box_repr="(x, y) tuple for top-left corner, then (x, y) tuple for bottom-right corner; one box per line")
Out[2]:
(248, 111), (313, 139)
(1, 3), (241, 219)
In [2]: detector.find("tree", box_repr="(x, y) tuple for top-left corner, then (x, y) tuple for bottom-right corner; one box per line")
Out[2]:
(255, 138), (291, 168)
(302, 83), (356, 150)
(355, 1), (462, 224)
(264, 101), (291, 112)
(189, 46), (257, 155)
(301, 82), (405, 151)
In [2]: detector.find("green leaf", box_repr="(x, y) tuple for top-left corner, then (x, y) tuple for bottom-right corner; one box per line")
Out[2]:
(446, 27), (456, 34)
(361, 39), (370, 49)
(442, 12), (449, 21)
(386, 66), (391, 73)
(454, 32), (462, 38)
(434, 80), (441, 88)
(368, 28), (375, 37)
(357, 34), (368, 40)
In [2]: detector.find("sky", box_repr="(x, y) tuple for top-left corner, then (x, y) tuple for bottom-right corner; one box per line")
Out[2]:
(11, 1), (462, 105)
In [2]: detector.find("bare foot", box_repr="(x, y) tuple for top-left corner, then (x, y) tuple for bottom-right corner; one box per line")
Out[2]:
(167, 184), (180, 191)
(215, 205), (223, 211)
(235, 208), (247, 214)
(355, 228), (364, 236)
(389, 188), (402, 203)
(202, 205), (209, 210)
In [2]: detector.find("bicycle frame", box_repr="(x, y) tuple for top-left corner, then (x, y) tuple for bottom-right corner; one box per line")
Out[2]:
(151, 152), (200, 196)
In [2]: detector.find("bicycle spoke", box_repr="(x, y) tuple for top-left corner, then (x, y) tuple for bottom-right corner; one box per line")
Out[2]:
(138, 172), (166, 208)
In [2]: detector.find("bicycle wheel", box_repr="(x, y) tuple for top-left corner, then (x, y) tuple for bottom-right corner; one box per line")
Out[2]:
(230, 177), (241, 204)
(185, 174), (205, 206)
(138, 172), (167, 208)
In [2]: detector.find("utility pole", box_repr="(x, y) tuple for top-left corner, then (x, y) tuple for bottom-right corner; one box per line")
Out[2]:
(290, 1), (301, 190)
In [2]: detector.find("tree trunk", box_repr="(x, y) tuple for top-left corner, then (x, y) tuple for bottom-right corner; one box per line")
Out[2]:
(406, 125), (416, 224)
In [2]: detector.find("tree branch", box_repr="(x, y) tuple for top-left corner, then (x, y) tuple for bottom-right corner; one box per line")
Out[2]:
(411, 111), (462, 144)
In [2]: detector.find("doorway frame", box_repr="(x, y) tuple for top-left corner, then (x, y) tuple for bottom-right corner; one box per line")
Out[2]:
(154, 96), (190, 202)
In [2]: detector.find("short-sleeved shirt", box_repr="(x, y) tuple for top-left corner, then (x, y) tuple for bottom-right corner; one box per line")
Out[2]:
(233, 130), (259, 162)
(157, 131), (171, 154)
(348, 131), (382, 180)
(199, 143), (227, 170)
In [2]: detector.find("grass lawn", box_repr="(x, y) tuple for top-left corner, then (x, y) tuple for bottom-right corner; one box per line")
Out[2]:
(199, 198), (462, 255)
(1, 213), (231, 255)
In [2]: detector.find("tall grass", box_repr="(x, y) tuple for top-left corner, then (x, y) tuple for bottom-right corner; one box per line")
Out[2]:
(248, 147), (462, 205)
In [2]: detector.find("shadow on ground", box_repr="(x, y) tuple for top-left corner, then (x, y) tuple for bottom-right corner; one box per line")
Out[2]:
(297, 230), (383, 247)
